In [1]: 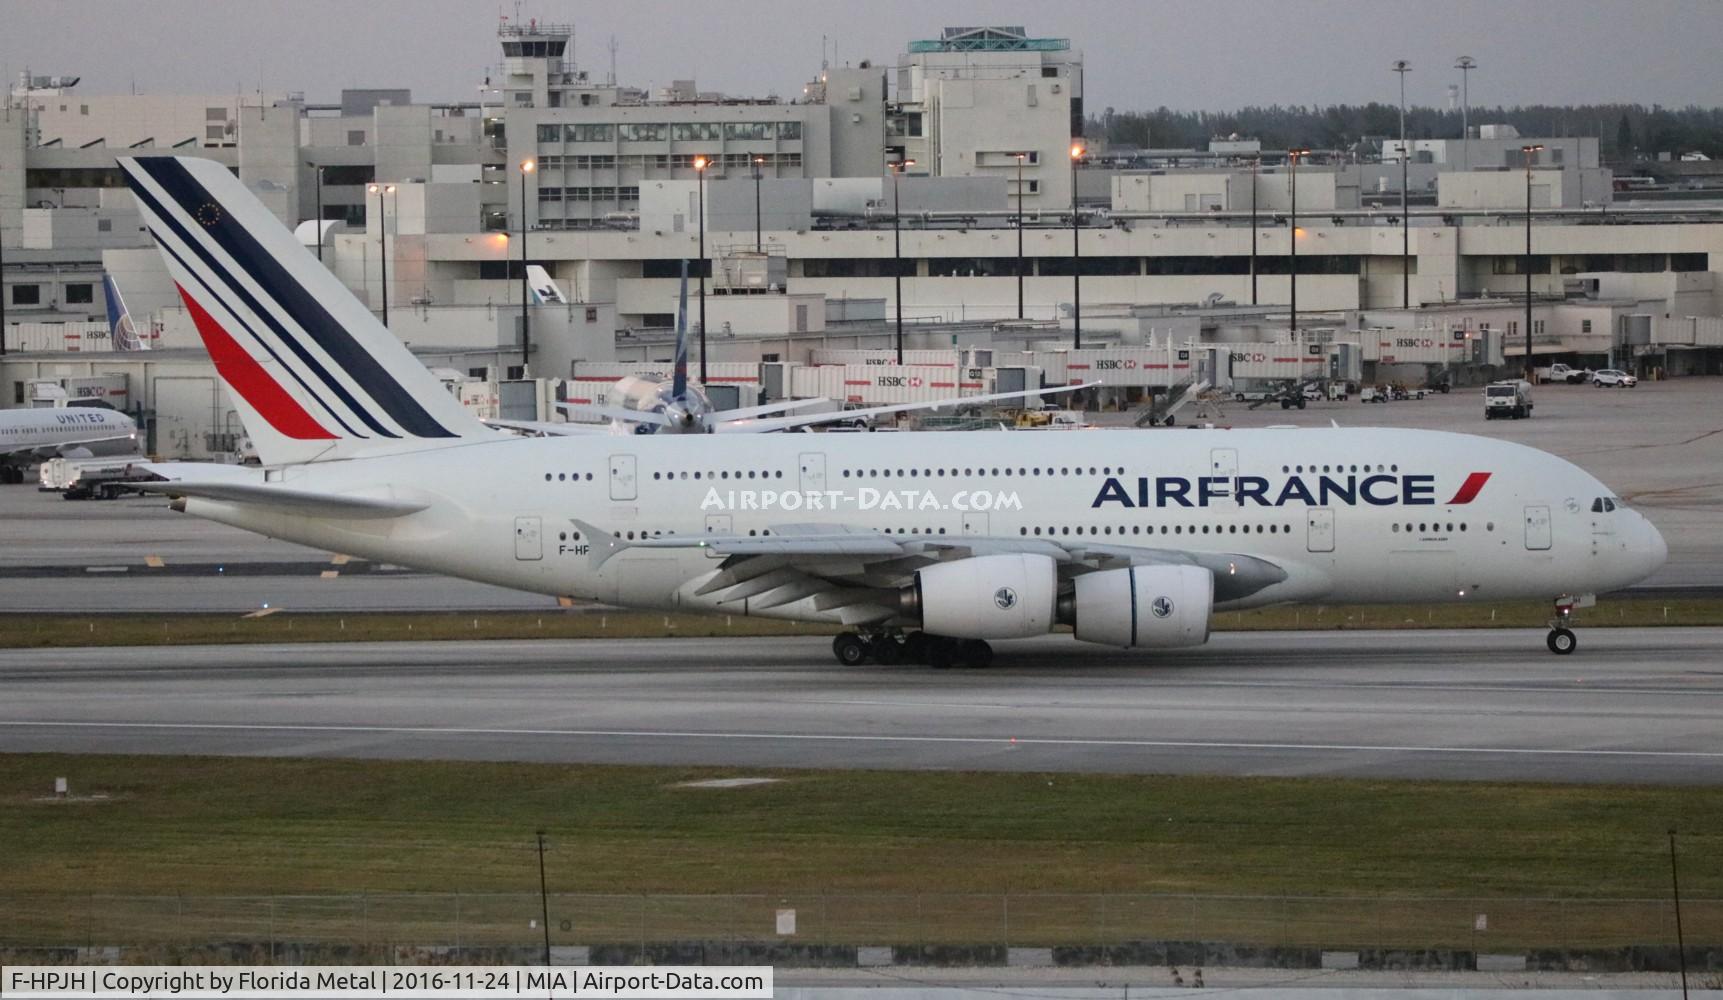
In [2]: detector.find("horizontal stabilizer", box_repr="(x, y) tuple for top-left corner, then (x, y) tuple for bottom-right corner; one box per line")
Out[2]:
(134, 479), (427, 519)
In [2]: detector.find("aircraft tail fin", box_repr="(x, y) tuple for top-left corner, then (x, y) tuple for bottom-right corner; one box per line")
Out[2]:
(103, 273), (148, 351)
(118, 156), (498, 466)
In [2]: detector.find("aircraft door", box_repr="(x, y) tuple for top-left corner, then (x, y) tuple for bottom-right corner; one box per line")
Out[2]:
(1306, 507), (1335, 553)
(1209, 448), (1238, 500)
(962, 512), (990, 536)
(703, 514), (731, 558)
(514, 516), (543, 561)
(798, 452), (826, 494)
(609, 454), (637, 501)
(1524, 504), (1552, 550)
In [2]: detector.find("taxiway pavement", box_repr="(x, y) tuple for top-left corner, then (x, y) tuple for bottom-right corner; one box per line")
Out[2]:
(3, 629), (1720, 784)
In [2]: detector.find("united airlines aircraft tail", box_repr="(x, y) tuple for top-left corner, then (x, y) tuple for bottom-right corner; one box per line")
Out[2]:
(103, 273), (148, 351)
(118, 156), (496, 466)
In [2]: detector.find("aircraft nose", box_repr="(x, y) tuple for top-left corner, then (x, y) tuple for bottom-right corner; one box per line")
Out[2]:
(1643, 515), (1668, 576)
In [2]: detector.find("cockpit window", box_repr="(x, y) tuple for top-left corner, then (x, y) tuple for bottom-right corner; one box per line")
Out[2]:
(1605, 498), (1618, 512)
(1591, 498), (1604, 513)
(1593, 497), (1620, 513)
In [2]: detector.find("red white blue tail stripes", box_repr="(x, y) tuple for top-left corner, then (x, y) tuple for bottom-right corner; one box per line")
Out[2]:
(119, 157), (490, 464)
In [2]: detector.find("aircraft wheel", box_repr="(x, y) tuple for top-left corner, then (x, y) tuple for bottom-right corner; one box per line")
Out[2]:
(869, 637), (905, 666)
(926, 637), (958, 669)
(958, 639), (994, 668)
(1546, 627), (1577, 655)
(833, 633), (870, 666)
(901, 631), (931, 664)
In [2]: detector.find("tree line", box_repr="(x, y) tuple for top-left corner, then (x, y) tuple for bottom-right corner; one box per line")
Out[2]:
(1091, 104), (1723, 160)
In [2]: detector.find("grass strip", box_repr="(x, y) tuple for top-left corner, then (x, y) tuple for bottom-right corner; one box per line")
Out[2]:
(0, 754), (1718, 949)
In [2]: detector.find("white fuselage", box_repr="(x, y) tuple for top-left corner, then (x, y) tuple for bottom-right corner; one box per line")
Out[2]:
(0, 407), (138, 464)
(178, 427), (1666, 625)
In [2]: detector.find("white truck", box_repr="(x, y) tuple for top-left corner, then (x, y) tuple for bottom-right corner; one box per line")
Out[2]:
(1534, 363), (1590, 384)
(1484, 380), (1534, 420)
(38, 456), (152, 500)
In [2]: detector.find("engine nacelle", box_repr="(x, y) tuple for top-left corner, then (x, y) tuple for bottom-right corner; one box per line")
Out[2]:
(1071, 565), (1213, 648)
(911, 553), (1058, 639)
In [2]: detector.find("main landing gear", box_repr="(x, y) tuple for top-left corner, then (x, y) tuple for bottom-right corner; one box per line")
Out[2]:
(1546, 596), (1578, 655)
(832, 631), (993, 668)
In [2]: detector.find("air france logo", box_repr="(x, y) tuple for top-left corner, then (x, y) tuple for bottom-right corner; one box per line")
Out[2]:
(1092, 472), (1491, 509)
(994, 587), (1018, 610)
(1151, 597), (1174, 619)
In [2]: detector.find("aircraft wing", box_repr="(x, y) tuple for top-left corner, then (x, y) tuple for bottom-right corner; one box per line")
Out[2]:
(572, 519), (1289, 622)
(711, 382), (1100, 434)
(554, 402), (675, 427)
(484, 418), (621, 437)
(0, 432), (139, 462)
(709, 397), (834, 425)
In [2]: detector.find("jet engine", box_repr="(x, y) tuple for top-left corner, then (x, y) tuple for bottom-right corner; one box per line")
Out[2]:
(1066, 565), (1213, 648)
(905, 553), (1058, 639)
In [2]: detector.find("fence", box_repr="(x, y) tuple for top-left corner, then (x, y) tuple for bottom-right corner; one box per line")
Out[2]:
(2, 893), (1717, 955)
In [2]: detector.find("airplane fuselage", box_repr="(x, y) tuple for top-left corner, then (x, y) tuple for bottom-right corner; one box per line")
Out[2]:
(177, 426), (1666, 624)
(0, 407), (138, 467)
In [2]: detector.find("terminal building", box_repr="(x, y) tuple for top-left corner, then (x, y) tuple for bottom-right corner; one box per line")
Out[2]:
(2, 20), (1722, 458)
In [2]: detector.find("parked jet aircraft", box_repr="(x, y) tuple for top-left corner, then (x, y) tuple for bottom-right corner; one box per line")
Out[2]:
(122, 156), (1666, 664)
(0, 405), (138, 484)
(499, 261), (1070, 437)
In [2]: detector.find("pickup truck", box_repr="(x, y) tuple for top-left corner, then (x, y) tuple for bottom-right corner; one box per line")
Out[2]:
(1535, 363), (1590, 384)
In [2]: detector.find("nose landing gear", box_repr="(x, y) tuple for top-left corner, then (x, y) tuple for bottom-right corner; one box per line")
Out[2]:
(1546, 596), (1578, 655)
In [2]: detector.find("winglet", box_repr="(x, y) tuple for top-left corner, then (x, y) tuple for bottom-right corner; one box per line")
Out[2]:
(571, 518), (628, 568)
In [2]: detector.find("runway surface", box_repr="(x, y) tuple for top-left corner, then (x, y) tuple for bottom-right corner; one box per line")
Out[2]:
(3, 628), (1721, 784)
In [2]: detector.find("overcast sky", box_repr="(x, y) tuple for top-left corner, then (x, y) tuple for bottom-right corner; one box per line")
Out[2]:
(4, 1), (1720, 112)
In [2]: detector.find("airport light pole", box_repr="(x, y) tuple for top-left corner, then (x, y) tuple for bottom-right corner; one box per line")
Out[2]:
(366, 183), (396, 326)
(1671, 828), (1690, 1000)
(308, 163), (324, 263)
(1455, 56), (1476, 171)
(1249, 155), (1260, 305)
(1014, 152), (1027, 319)
(1392, 60), (1411, 309)
(1070, 142), (1085, 349)
(519, 158), (535, 372)
(536, 830), (552, 968)
(890, 158), (915, 364)
(1522, 143), (1544, 380)
(752, 156), (765, 253)
(1287, 149), (1308, 333)
(694, 155), (709, 382)
(1, 219), (8, 356)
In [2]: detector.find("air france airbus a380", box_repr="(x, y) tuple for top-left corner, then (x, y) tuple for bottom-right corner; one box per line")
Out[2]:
(122, 156), (1666, 666)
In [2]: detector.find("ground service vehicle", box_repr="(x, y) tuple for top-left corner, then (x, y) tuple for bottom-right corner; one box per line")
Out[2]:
(39, 456), (151, 500)
(1484, 381), (1533, 419)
